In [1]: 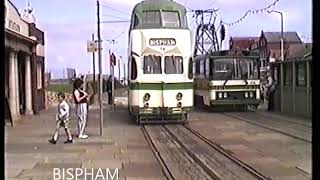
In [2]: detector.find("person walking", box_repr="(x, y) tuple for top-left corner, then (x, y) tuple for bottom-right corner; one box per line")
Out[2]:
(73, 78), (89, 139)
(106, 76), (113, 105)
(49, 92), (73, 144)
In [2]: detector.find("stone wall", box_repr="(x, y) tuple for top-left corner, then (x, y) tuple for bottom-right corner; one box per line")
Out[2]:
(47, 91), (74, 105)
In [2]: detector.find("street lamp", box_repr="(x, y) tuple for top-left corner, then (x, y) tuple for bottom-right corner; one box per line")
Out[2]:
(267, 10), (284, 61)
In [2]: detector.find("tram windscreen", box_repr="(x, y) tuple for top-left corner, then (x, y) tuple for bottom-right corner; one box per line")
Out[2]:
(141, 11), (161, 27)
(162, 11), (180, 28)
(211, 58), (259, 80)
(143, 55), (162, 74)
(165, 56), (183, 74)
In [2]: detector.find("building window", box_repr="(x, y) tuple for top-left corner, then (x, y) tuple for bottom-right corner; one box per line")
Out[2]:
(283, 63), (292, 86)
(37, 62), (43, 89)
(296, 62), (306, 87)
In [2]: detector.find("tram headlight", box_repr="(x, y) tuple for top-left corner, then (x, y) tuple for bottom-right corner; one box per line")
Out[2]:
(176, 92), (183, 100)
(223, 92), (228, 98)
(218, 92), (223, 99)
(144, 102), (149, 108)
(144, 93), (150, 101)
(244, 92), (249, 98)
(177, 102), (182, 108)
(249, 92), (254, 98)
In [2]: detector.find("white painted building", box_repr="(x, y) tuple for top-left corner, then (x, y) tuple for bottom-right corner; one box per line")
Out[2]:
(5, 0), (46, 124)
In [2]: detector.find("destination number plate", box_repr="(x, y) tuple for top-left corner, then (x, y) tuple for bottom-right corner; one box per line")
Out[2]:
(149, 38), (176, 46)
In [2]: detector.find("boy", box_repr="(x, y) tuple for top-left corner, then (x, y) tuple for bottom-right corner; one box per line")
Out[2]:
(49, 92), (73, 144)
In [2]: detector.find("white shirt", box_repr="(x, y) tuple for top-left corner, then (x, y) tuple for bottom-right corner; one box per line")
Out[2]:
(57, 100), (70, 120)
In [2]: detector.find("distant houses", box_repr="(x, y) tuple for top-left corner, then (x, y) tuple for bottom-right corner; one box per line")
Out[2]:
(229, 31), (312, 70)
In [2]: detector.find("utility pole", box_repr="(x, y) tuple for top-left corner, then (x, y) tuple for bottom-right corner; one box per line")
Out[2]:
(96, 0), (103, 135)
(92, 34), (96, 93)
(118, 56), (121, 83)
(123, 63), (126, 85)
(268, 10), (284, 61)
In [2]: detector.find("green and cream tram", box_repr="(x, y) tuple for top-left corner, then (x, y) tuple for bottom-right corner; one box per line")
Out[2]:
(194, 50), (261, 109)
(127, 0), (193, 123)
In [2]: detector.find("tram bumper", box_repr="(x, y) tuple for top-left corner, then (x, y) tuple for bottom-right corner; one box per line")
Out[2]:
(132, 106), (192, 123)
(210, 99), (261, 106)
(139, 107), (191, 115)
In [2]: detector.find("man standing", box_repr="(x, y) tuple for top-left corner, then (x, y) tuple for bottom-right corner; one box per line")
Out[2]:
(106, 76), (112, 105)
(263, 72), (275, 110)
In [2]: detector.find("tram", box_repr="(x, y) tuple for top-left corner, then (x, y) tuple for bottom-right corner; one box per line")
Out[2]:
(193, 50), (261, 109)
(127, 0), (193, 123)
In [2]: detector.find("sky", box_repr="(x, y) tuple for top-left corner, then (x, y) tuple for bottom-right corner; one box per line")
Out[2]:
(11, 0), (312, 78)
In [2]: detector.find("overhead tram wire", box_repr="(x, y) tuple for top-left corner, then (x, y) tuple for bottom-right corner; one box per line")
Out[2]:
(102, 14), (129, 21)
(100, 20), (130, 24)
(100, 4), (131, 16)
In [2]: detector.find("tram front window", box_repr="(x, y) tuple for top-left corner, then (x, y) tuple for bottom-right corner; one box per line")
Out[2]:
(211, 59), (234, 80)
(211, 58), (259, 80)
(143, 55), (162, 74)
(236, 59), (259, 80)
(165, 56), (183, 74)
(141, 11), (161, 27)
(162, 11), (180, 28)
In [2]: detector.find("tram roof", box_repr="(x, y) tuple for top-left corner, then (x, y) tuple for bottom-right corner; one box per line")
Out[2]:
(132, 0), (187, 16)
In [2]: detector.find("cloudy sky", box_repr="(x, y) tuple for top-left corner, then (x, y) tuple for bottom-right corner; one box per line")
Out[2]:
(12, 0), (312, 78)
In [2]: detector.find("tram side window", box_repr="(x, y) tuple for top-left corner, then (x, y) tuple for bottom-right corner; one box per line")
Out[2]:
(296, 62), (306, 87)
(133, 14), (140, 28)
(283, 63), (293, 86)
(165, 56), (183, 74)
(131, 58), (137, 80)
(195, 61), (200, 75)
(200, 60), (205, 75)
(188, 58), (193, 79)
(310, 61), (312, 87)
(143, 55), (162, 74)
(162, 11), (180, 28)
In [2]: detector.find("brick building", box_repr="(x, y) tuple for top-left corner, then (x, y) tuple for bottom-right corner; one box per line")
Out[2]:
(229, 37), (259, 50)
(259, 31), (302, 68)
(5, 0), (45, 124)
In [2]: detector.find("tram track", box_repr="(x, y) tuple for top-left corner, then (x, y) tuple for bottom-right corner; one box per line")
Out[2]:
(142, 124), (271, 180)
(222, 112), (311, 143)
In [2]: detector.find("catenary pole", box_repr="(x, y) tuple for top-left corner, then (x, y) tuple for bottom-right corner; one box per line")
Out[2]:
(97, 0), (103, 135)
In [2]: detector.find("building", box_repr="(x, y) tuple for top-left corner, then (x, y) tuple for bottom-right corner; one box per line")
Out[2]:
(286, 43), (312, 59)
(229, 37), (259, 50)
(66, 68), (76, 80)
(259, 31), (302, 68)
(5, 0), (45, 123)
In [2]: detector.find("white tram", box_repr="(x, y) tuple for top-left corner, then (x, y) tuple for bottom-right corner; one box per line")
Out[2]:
(194, 50), (261, 110)
(127, 0), (193, 123)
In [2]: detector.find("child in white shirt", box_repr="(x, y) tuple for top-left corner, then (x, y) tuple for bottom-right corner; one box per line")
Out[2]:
(49, 92), (73, 144)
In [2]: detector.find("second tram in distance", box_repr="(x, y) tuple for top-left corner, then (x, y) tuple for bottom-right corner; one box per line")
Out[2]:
(193, 50), (261, 110)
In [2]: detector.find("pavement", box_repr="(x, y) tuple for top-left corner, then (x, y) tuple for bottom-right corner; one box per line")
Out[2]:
(5, 104), (166, 180)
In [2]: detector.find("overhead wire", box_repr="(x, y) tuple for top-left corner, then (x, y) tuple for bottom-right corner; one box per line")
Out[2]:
(102, 14), (129, 21)
(100, 4), (131, 16)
